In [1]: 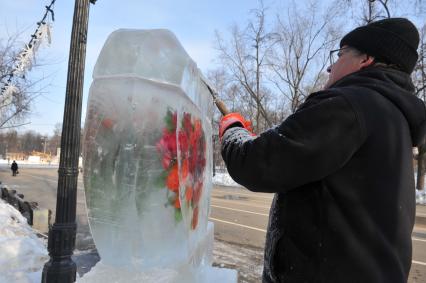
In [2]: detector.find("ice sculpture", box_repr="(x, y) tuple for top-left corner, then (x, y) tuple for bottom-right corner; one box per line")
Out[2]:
(82, 29), (236, 282)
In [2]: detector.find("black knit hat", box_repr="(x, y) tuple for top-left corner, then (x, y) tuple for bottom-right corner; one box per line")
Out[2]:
(340, 18), (419, 74)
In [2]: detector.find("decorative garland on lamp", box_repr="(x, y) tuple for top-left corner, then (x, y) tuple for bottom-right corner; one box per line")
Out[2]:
(0, 0), (56, 103)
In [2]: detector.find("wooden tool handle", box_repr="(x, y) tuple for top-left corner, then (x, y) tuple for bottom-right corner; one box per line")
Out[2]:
(215, 99), (230, 116)
(201, 77), (230, 116)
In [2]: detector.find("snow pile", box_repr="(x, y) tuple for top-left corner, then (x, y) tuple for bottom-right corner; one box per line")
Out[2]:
(417, 189), (426, 205)
(0, 198), (48, 283)
(77, 263), (179, 283)
(0, 159), (59, 169)
(212, 172), (241, 187)
(77, 261), (237, 283)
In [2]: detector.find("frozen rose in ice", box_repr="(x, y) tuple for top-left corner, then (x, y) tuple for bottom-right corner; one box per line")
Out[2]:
(161, 154), (174, 170)
(166, 164), (179, 192)
(155, 111), (208, 228)
(192, 181), (203, 204)
(189, 145), (198, 174)
(174, 196), (181, 209)
(185, 185), (193, 202)
(162, 129), (177, 154)
(101, 118), (114, 129)
(181, 158), (189, 181)
(192, 206), (199, 229)
(193, 119), (202, 139)
(178, 130), (189, 154)
(156, 129), (178, 169)
(183, 112), (192, 134)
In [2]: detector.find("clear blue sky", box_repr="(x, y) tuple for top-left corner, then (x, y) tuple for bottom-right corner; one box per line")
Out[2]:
(1, 1), (422, 136)
(0, 0), (266, 136)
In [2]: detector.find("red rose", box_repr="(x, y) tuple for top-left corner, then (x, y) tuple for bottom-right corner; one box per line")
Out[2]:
(166, 164), (179, 192)
(185, 185), (193, 202)
(101, 118), (114, 129)
(192, 206), (199, 229)
(183, 113), (192, 134)
(192, 181), (203, 204)
(178, 130), (189, 154)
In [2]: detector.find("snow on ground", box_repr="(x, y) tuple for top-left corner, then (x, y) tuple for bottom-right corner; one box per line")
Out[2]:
(417, 189), (426, 205)
(0, 199), (48, 283)
(213, 172), (242, 187)
(1, 162), (426, 282)
(0, 159), (59, 169)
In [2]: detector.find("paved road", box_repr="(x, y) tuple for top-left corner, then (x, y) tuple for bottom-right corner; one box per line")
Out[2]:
(0, 166), (93, 250)
(2, 166), (426, 282)
(211, 186), (426, 283)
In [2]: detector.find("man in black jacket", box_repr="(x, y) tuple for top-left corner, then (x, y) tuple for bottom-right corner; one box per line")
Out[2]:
(11, 160), (18, 176)
(220, 18), (426, 282)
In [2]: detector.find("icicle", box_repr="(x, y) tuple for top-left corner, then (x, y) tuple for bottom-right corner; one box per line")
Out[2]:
(46, 23), (52, 45)
(14, 45), (34, 74)
(0, 1), (55, 89)
(37, 23), (52, 46)
(32, 37), (41, 54)
(23, 45), (34, 71)
(1, 84), (18, 106)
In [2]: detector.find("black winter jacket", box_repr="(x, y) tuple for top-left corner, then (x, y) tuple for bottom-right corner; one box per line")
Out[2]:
(221, 67), (426, 283)
(11, 162), (18, 171)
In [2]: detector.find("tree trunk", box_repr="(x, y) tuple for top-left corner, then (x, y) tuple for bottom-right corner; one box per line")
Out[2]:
(417, 144), (426, 191)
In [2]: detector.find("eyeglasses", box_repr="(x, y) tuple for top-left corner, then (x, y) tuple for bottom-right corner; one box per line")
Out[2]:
(329, 47), (351, 67)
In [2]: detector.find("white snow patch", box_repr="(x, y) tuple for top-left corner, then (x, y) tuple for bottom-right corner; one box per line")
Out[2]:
(0, 199), (48, 283)
(76, 263), (179, 282)
(76, 261), (237, 283)
(416, 189), (426, 205)
(213, 172), (241, 187)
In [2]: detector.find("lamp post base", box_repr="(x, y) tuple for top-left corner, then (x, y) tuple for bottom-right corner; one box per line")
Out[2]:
(42, 258), (77, 283)
(42, 222), (77, 282)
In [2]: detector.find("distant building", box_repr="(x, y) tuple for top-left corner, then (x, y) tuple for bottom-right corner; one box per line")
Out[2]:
(28, 155), (42, 164)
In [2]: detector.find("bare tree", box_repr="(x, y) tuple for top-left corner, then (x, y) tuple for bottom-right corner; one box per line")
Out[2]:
(0, 130), (18, 157)
(340, 0), (394, 24)
(362, 0), (391, 23)
(214, 2), (276, 132)
(0, 35), (34, 129)
(47, 122), (62, 155)
(0, 26), (53, 130)
(413, 24), (426, 190)
(20, 130), (44, 154)
(207, 68), (252, 170)
(268, 1), (341, 113)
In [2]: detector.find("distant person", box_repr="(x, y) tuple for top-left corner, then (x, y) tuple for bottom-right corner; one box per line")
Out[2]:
(11, 160), (18, 176)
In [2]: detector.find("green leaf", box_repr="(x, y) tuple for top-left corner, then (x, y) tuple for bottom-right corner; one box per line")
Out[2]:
(164, 109), (176, 132)
(175, 209), (183, 222)
(154, 170), (168, 189)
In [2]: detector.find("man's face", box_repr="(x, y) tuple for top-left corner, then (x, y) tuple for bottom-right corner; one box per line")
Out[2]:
(324, 45), (373, 89)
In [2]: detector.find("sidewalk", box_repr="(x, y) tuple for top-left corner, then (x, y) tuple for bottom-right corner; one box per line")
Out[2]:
(416, 204), (426, 227)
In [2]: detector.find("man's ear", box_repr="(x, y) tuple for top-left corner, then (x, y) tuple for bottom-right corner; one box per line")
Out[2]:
(360, 56), (375, 69)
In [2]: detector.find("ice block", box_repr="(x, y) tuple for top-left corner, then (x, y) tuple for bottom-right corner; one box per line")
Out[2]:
(82, 29), (236, 282)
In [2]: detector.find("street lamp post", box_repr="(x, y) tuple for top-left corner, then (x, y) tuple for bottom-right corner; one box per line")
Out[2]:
(42, 0), (96, 282)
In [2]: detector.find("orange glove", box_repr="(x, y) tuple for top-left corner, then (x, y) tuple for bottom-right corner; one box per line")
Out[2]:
(219, 113), (253, 139)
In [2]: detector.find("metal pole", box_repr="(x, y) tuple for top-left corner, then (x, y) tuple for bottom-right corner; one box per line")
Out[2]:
(42, 0), (95, 282)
